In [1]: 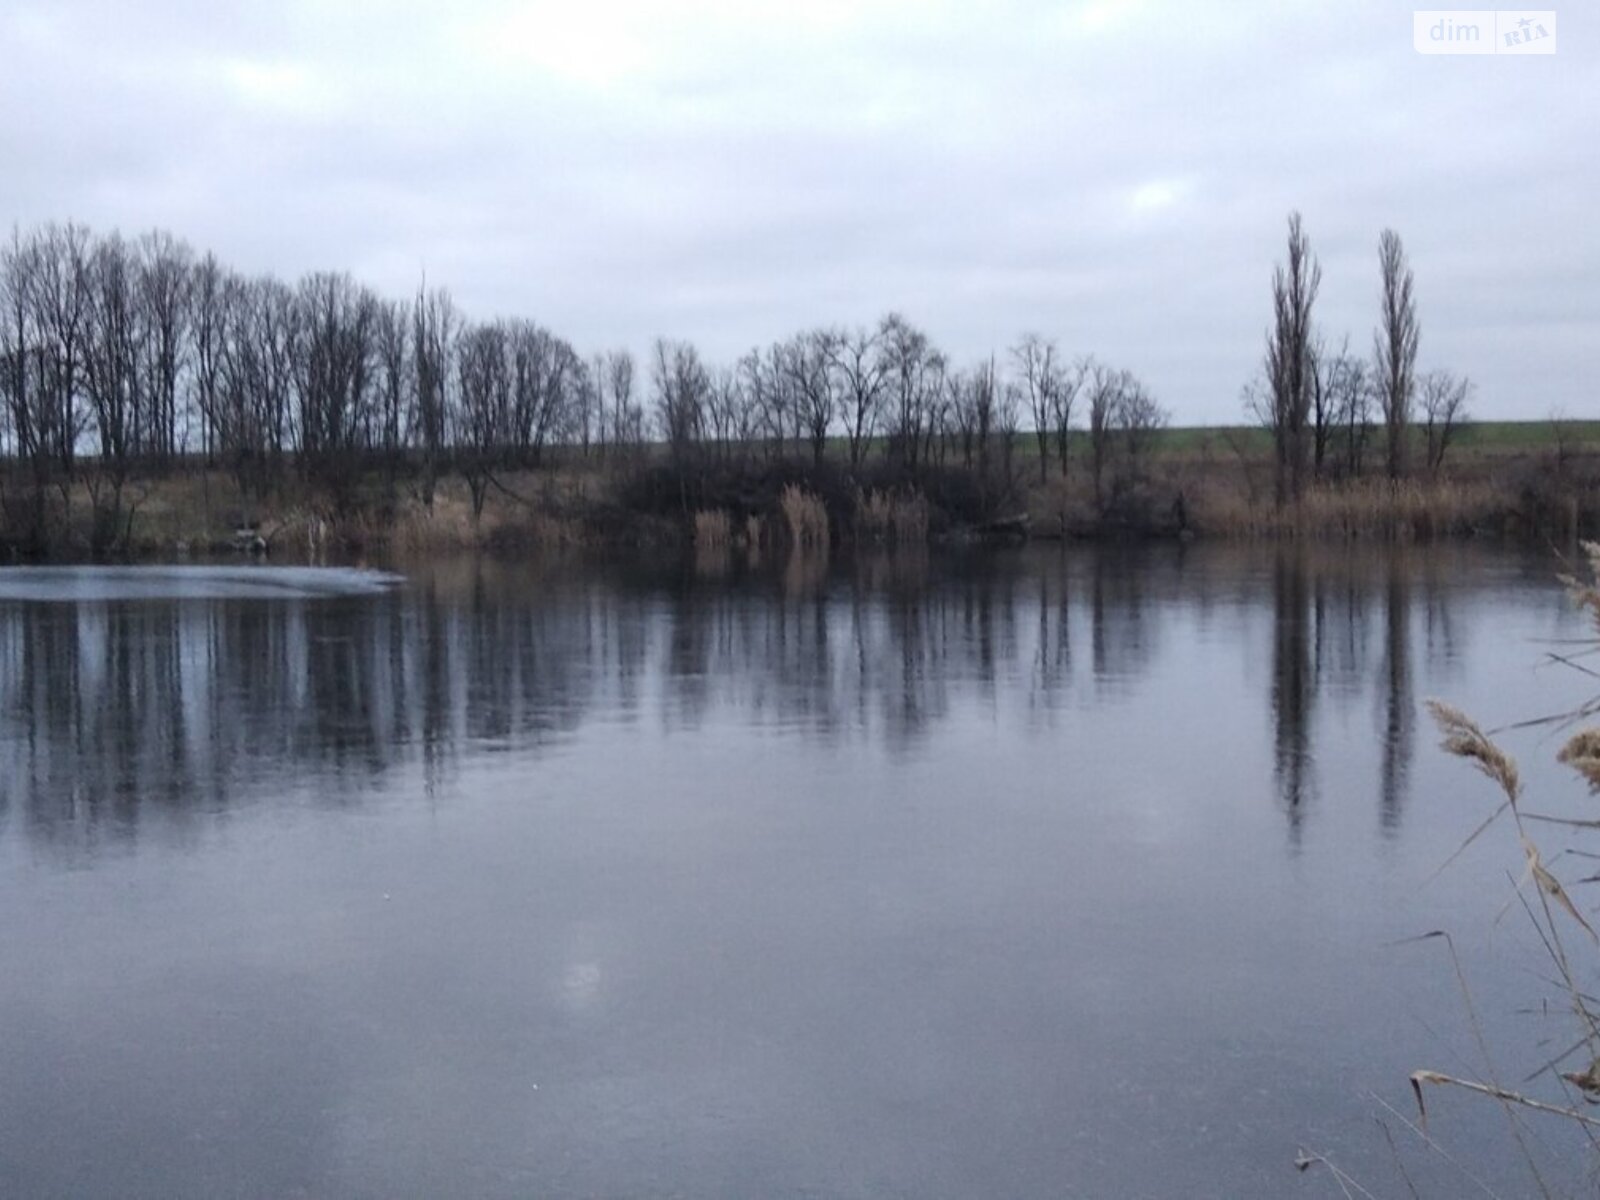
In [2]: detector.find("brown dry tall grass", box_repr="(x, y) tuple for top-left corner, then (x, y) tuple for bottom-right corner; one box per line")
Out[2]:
(780, 484), (829, 549)
(392, 494), (489, 552)
(389, 488), (587, 552)
(694, 508), (733, 547)
(855, 489), (893, 542)
(854, 488), (930, 545)
(1299, 546), (1600, 1195)
(1190, 477), (1506, 539)
(1379, 542), (1600, 1194)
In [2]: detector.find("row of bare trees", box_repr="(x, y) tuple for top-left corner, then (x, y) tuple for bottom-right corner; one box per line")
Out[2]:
(0, 225), (199, 545)
(651, 317), (1168, 502)
(0, 223), (652, 532)
(1251, 214), (1471, 504)
(2, 219), (1174, 544)
(650, 318), (1034, 477)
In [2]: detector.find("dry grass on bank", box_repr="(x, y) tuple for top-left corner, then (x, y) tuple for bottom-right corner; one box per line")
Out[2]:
(693, 508), (733, 547)
(8, 439), (1596, 560)
(1189, 477), (1512, 539)
(854, 488), (931, 545)
(780, 484), (829, 549)
(1021, 460), (1593, 542)
(389, 492), (486, 552)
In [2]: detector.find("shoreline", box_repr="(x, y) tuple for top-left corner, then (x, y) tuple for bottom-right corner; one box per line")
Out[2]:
(2, 438), (1594, 563)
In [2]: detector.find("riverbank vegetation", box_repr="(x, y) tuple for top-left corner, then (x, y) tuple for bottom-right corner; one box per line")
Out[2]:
(1332, 544), (1600, 1196)
(1, 217), (1594, 559)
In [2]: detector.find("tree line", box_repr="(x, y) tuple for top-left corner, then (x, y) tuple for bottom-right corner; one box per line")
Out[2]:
(1, 220), (1179, 546)
(10, 214), (1487, 546)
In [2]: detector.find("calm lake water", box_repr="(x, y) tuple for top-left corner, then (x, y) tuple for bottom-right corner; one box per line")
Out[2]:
(0, 545), (1595, 1198)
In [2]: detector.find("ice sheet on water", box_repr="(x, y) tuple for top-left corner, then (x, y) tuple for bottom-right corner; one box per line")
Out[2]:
(0, 565), (405, 602)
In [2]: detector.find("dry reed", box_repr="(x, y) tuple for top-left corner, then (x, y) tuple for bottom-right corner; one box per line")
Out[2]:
(854, 488), (930, 545)
(390, 498), (486, 552)
(1557, 729), (1600, 793)
(855, 489), (892, 542)
(1193, 478), (1505, 540)
(1398, 541), (1600, 1188)
(694, 508), (733, 547)
(779, 484), (829, 549)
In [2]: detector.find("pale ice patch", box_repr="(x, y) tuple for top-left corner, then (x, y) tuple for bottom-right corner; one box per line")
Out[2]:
(0, 565), (405, 603)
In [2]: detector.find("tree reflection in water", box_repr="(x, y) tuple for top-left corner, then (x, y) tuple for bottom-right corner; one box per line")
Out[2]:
(0, 544), (1500, 857)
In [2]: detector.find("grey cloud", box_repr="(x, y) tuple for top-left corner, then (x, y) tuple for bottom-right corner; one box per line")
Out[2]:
(2, 0), (1593, 420)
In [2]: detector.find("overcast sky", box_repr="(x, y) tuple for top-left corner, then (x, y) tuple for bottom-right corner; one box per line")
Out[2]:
(2, 0), (1593, 423)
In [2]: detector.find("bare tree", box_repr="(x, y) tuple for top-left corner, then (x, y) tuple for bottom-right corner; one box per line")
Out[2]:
(1052, 358), (1081, 480)
(1261, 212), (1321, 505)
(1308, 333), (1358, 479)
(996, 377), (1023, 494)
(588, 352), (608, 461)
(0, 228), (61, 542)
(652, 338), (709, 461)
(970, 357), (998, 478)
(253, 277), (297, 474)
(1307, 335), (1332, 478)
(292, 271), (378, 488)
(135, 230), (191, 462)
(29, 223), (93, 477)
(826, 325), (886, 466)
(877, 312), (939, 471)
(214, 271), (271, 498)
(1011, 332), (1060, 483)
(1083, 361), (1167, 512)
(1318, 342), (1372, 479)
(604, 349), (639, 455)
(921, 350), (950, 468)
(0, 229), (38, 468)
(740, 342), (795, 459)
(207, 273), (298, 501)
(1084, 357), (1118, 509)
(373, 298), (409, 465)
(1419, 369), (1471, 475)
(568, 357), (596, 459)
(1374, 228), (1419, 480)
(455, 320), (510, 517)
(703, 365), (753, 464)
(505, 320), (578, 465)
(785, 329), (840, 467)
(81, 232), (145, 546)
(411, 283), (455, 506)
(945, 367), (976, 468)
(1115, 373), (1166, 472)
(189, 251), (227, 463)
